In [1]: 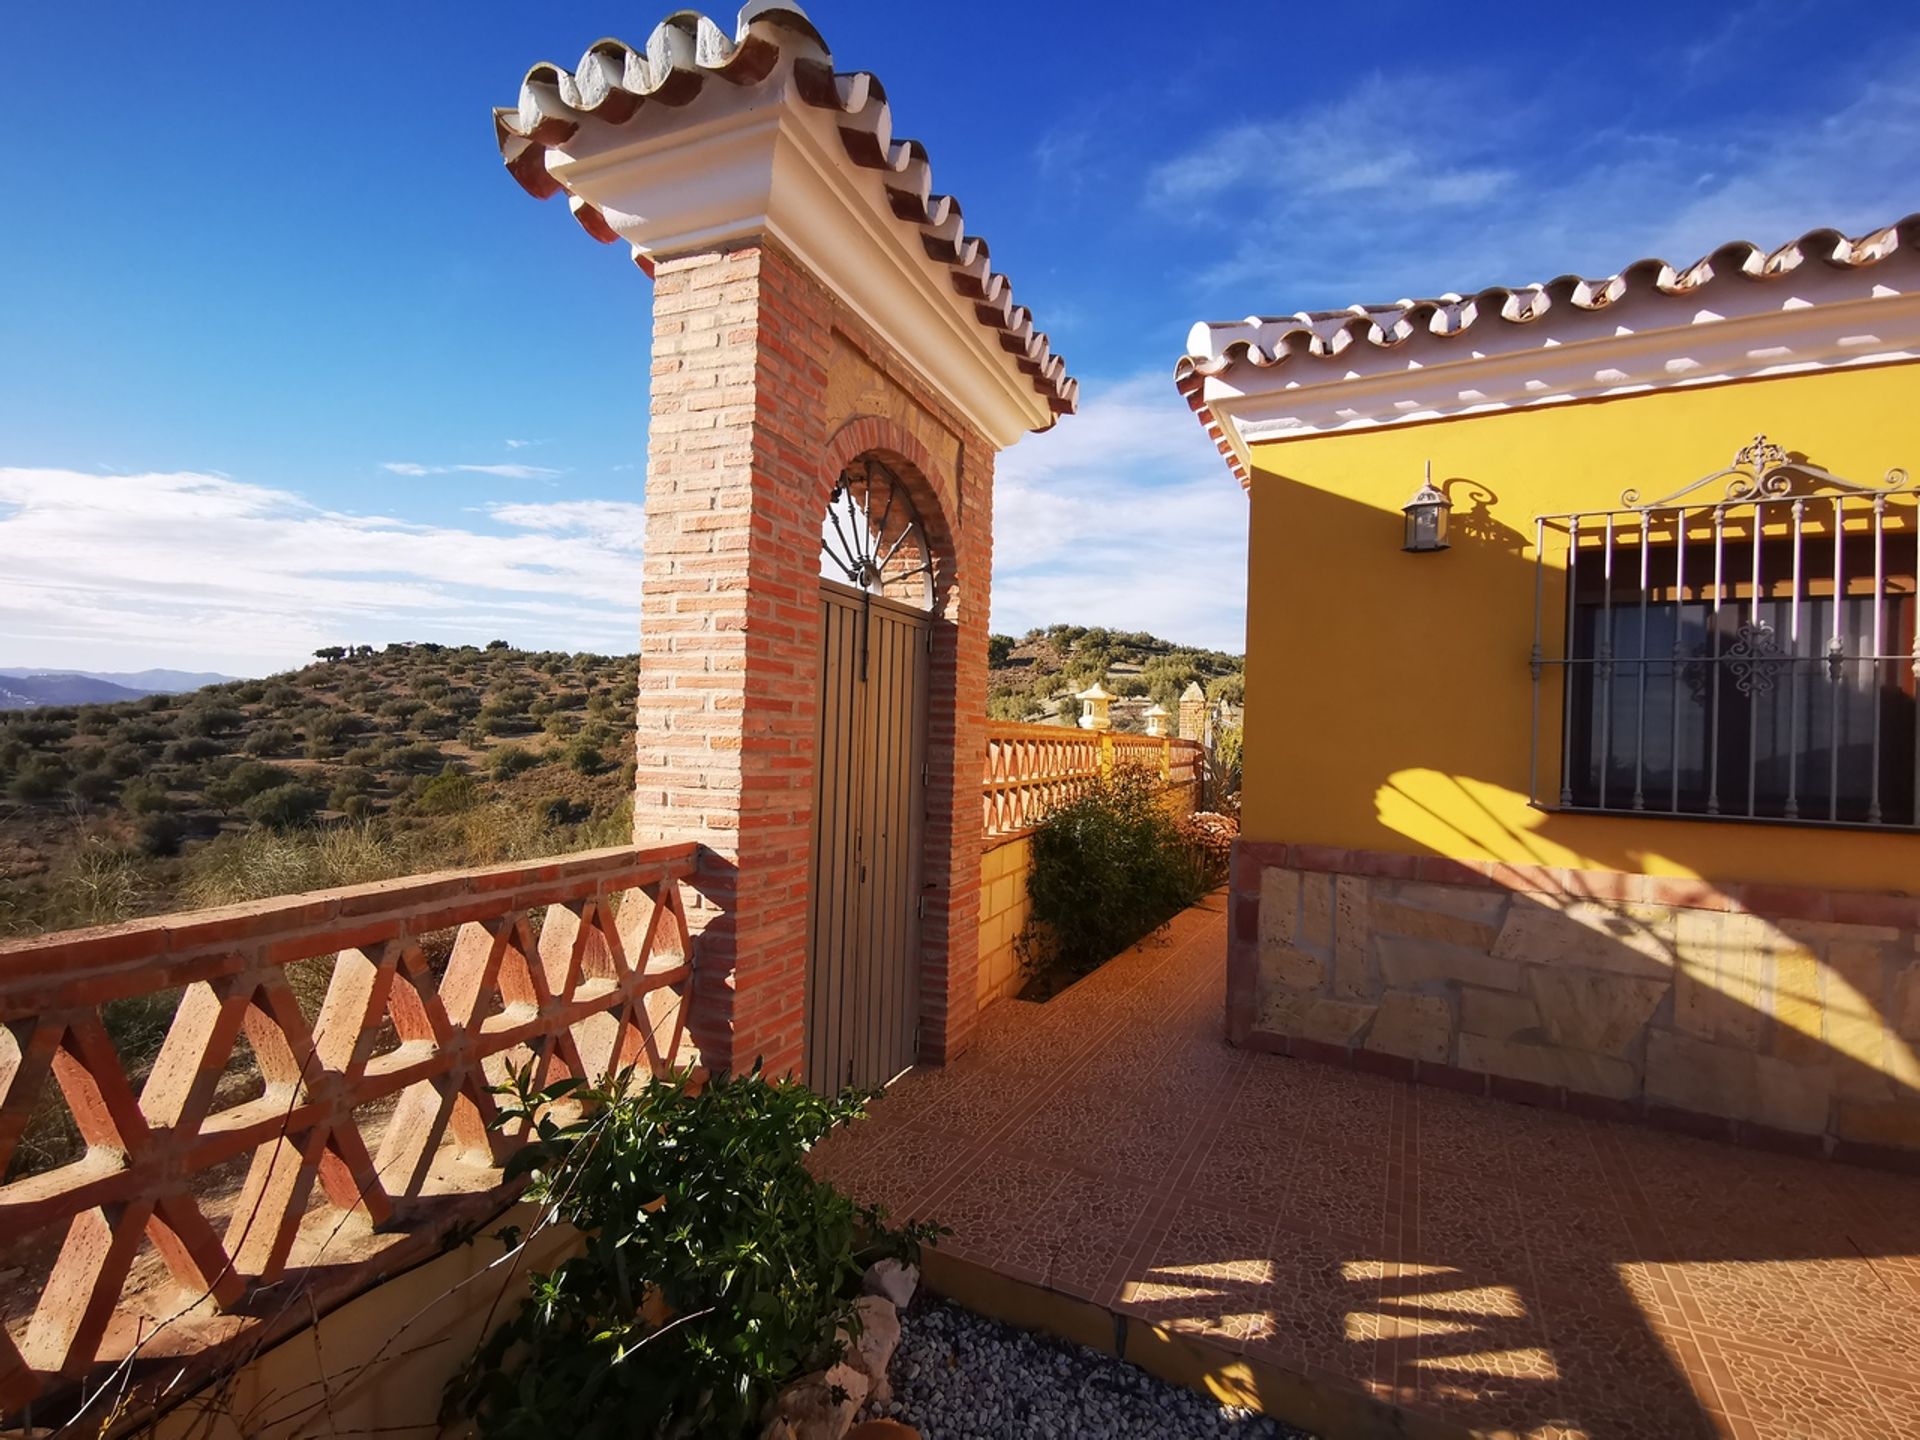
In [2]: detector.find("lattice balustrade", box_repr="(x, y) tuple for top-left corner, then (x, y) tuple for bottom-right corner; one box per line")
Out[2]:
(981, 724), (1206, 837)
(0, 843), (700, 1420)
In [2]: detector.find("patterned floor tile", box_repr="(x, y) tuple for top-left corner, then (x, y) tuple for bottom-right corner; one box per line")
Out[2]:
(1409, 1170), (1528, 1286)
(925, 1156), (1065, 1263)
(1538, 1290), (1719, 1439)
(1277, 1136), (1396, 1245)
(1124, 1198), (1278, 1347)
(1711, 1340), (1896, 1439)
(1247, 1222), (1393, 1390)
(1023, 1170), (1159, 1300)
(812, 898), (1920, 1440)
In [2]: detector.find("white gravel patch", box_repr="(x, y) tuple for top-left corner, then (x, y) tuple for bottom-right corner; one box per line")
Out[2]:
(867, 1300), (1311, 1439)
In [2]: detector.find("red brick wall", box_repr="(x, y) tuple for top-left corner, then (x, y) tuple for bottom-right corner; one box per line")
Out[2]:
(635, 236), (996, 1075)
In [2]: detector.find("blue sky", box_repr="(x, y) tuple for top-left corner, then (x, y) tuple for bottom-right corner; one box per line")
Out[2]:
(2, 1), (1915, 673)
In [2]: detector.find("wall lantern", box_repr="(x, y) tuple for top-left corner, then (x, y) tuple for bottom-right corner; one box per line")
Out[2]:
(1402, 462), (1452, 553)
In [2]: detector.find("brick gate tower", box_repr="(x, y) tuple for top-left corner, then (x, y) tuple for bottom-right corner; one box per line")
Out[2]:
(495, 5), (1075, 1077)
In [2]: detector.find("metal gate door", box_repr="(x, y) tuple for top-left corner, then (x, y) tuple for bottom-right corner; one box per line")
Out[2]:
(807, 579), (930, 1092)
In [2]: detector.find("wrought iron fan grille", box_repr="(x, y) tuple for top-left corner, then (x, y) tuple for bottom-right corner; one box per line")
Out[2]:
(820, 457), (935, 610)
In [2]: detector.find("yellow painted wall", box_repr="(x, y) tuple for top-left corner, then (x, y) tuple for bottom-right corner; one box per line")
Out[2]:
(978, 833), (1034, 1007)
(1241, 361), (1920, 893)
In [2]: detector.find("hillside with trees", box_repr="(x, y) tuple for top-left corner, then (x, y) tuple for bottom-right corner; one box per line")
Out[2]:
(0, 642), (640, 936)
(986, 624), (1244, 725)
(0, 625), (1241, 936)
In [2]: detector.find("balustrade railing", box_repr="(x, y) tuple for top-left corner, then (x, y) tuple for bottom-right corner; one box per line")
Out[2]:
(0, 843), (700, 1419)
(982, 723), (1206, 838)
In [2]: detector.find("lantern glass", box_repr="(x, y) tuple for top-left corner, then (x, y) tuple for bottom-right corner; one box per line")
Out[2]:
(1401, 475), (1451, 552)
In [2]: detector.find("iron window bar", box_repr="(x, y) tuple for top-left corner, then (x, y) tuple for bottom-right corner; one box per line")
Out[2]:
(1530, 435), (1920, 831)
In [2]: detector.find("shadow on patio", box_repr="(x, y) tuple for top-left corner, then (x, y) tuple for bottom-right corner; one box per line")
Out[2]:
(809, 896), (1920, 1439)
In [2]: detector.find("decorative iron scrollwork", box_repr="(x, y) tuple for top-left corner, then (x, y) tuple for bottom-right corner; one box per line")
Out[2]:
(820, 457), (935, 610)
(1620, 433), (1909, 510)
(1727, 620), (1784, 697)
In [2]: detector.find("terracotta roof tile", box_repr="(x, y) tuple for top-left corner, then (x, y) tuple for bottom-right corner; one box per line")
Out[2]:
(1176, 213), (1920, 485)
(495, 1), (1075, 420)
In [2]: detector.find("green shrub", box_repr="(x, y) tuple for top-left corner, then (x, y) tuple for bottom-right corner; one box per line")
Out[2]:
(243, 724), (297, 757)
(447, 1067), (938, 1440)
(1019, 770), (1210, 990)
(183, 705), (244, 737)
(8, 756), (69, 802)
(418, 765), (479, 815)
(137, 811), (189, 858)
(391, 742), (444, 773)
(120, 777), (174, 815)
(206, 760), (292, 810)
(69, 769), (118, 804)
(162, 736), (223, 764)
(242, 782), (325, 829)
(566, 740), (605, 775)
(488, 744), (540, 778)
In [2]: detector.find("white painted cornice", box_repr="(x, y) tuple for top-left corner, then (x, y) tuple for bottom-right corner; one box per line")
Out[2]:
(1175, 217), (1920, 481)
(546, 88), (1051, 448)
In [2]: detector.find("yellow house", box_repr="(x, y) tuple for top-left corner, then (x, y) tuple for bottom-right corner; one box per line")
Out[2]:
(1181, 215), (1920, 1165)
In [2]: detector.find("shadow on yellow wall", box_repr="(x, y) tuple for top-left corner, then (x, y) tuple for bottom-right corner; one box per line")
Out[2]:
(1239, 362), (1920, 895)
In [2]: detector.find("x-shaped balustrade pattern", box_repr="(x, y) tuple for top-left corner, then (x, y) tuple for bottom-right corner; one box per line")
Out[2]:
(982, 723), (1206, 837)
(0, 843), (701, 1416)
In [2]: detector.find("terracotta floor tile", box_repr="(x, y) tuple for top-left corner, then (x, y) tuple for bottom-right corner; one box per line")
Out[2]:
(1278, 1136), (1395, 1245)
(813, 899), (1920, 1440)
(1710, 1339), (1896, 1439)
(1409, 1169), (1528, 1285)
(1672, 1256), (1843, 1362)
(925, 1155), (1065, 1262)
(1199, 1117), (1301, 1206)
(808, 1118), (962, 1223)
(1538, 1290), (1719, 1439)
(1035, 1175), (1160, 1301)
(1123, 1197), (1278, 1348)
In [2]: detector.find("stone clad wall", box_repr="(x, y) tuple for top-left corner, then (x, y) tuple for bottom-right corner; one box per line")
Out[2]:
(1228, 841), (1920, 1168)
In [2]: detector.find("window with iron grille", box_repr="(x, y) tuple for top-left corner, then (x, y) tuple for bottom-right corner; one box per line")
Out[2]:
(1530, 437), (1920, 829)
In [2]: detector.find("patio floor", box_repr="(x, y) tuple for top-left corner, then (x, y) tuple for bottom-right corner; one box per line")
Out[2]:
(809, 894), (1920, 1440)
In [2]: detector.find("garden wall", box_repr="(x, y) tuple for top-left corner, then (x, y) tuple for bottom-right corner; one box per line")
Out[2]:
(1228, 842), (1920, 1168)
(978, 783), (1204, 1011)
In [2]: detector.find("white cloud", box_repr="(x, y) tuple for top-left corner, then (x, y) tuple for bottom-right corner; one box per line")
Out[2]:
(1155, 43), (1920, 306)
(0, 469), (646, 674)
(992, 375), (1247, 653)
(381, 461), (563, 481)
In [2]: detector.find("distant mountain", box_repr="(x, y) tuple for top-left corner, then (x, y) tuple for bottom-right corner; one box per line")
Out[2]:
(0, 674), (155, 709)
(0, 667), (239, 705)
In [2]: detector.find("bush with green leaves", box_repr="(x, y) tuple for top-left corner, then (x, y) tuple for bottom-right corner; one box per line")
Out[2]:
(241, 782), (325, 829)
(1019, 769), (1212, 991)
(447, 1065), (938, 1440)
(418, 765), (479, 815)
(488, 744), (540, 779)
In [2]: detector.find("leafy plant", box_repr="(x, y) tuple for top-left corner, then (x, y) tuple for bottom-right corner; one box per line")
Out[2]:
(447, 1065), (939, 1440)
(1018, 769), (1212, 994)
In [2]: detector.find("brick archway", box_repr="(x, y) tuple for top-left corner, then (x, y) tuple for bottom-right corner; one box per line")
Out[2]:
(820, 416), (960, 611)
(816, 413), (981, 1066)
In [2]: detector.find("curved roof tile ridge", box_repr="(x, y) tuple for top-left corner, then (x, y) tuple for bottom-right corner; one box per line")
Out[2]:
(494, 1), (1075, 419)
(1183, 213), (1920, 379)
(1173, 212), (1920, 488)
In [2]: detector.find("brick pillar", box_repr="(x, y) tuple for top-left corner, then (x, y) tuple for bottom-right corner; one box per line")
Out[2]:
(633, 239), (830, 1078)
(1178, 681), (1209, 742)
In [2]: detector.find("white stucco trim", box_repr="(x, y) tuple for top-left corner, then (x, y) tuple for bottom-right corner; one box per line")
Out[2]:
(540, 81), (1053, 448)
(1192, 264), (1920, 454)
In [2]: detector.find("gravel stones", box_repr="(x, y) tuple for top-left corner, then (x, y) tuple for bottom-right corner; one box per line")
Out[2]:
(865, 1301), (1309, 1440)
